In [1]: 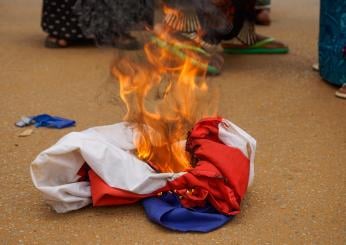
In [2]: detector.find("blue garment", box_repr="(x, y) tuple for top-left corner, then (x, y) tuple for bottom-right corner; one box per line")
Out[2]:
(319, 0), (346, 86)
(32, 114), (75, 129)
(142, 193), (232, 232)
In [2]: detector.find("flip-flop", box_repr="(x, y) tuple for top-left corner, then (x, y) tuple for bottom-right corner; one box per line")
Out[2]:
(150, 36), (220, 75)
(223, 37), (289, 54)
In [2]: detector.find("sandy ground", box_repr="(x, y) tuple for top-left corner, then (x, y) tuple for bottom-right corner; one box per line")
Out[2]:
(0, 0), (345, 244)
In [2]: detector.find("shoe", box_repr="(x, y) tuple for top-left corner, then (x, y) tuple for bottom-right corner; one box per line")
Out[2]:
(335, 84), (346, 99)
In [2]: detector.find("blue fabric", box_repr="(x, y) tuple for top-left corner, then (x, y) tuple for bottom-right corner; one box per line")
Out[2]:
(142, 193), (232, 232)
(319, 0), (346, 86)
(32, 114), (75, 129)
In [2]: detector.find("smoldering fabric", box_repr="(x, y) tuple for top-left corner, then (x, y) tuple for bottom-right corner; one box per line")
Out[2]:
(74, 0), (154, 44)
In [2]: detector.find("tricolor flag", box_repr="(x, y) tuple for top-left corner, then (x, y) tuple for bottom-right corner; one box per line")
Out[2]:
(31, 117), (256, 232)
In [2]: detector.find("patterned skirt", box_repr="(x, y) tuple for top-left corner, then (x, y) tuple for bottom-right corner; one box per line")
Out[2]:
(41, 0), (85, 40)
(41, 0), (154, 42)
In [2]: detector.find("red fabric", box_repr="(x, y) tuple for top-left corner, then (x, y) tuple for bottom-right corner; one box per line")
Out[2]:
(169, 117), (250, 215)
(88, 117), (250, 215)
(89, 170), (164, 206)
(189, 117), (250, 200)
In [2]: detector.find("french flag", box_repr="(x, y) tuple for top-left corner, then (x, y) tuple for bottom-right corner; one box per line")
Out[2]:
(31, 117), (256, 232)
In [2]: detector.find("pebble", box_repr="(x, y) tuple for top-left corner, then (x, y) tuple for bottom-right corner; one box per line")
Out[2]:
(18, 128), (34, 137)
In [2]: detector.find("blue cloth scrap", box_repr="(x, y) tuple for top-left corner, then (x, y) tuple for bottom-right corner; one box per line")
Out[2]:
(142, 192), (233, 233)
(32, 114), (75, 129)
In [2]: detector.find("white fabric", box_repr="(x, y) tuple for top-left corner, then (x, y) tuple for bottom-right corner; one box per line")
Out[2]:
(218, 119), (256, 187)
(31, 123), (183, 213)
(31, 120), (256, 213)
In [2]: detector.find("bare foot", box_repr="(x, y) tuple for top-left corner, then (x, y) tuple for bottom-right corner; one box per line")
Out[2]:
(44, 36), (68, 48)
(256, 9), (271, 26)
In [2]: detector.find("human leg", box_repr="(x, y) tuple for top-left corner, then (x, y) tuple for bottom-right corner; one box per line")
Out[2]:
(255, 0), (271, 25)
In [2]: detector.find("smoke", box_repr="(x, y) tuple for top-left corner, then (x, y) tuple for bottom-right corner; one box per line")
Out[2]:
(74, 0), (154, 44)
(73, 0), (255, 45)
(110, 32), (220, 172)
(164, 0), (254, 44)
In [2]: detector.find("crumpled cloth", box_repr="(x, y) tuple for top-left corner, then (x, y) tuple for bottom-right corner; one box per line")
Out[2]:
(31, 114), (75, 129)
(31, 117), (256, 232)
(142, 192), (232, 232)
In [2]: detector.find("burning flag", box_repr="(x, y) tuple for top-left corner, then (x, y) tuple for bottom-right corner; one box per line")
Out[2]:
(31, 3), (256, 232)
(31, 118), (255, 232)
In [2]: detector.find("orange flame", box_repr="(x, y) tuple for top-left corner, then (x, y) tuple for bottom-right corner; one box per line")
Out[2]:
(112, 25), (218, 173)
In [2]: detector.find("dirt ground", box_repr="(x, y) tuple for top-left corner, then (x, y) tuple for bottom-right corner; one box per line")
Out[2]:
(0, 0), (345, 244)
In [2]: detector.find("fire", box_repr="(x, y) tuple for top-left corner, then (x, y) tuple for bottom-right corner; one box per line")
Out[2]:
(112, 25), (218, 173)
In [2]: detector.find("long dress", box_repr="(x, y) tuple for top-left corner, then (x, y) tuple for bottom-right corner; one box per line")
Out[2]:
(319, 0), (346, 86)
(41, 0), (85, 40)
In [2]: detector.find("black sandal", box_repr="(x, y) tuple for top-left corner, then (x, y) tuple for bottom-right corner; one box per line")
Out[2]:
(44, 35), (94, 48)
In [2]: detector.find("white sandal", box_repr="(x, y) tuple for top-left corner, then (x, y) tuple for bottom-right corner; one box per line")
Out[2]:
(335, 84), (346, 99)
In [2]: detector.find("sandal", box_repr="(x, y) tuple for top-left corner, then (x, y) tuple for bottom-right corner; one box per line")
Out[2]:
(335, 84), (346, 99)
(222, 37), (289, 54)
(150, 36), (221, 75)
(44, 35), (94, 48)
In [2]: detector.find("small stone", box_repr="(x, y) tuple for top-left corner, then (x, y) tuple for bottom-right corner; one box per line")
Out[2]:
(18, 128), (33, 137)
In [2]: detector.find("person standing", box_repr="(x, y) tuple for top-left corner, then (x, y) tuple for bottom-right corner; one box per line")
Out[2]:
(162, 0), (287, 54)
(319, 0), (346, 99)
